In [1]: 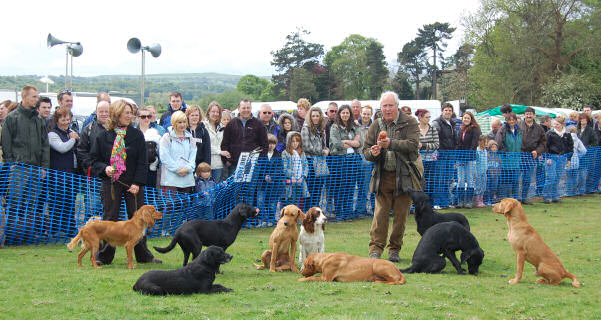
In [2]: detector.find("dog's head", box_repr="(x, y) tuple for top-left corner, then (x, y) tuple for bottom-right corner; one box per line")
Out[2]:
(300, 253), (321, 277)
(232, 202), (260, 220)
(279, 205), (304, 228)
(492, 198), (522, 218)
(196, 246), (233, 269)
(461, 248), (485, 275)
(302, 207), (327, 233)
(407, 189), (429, 214)
(136, 205), (163, 228)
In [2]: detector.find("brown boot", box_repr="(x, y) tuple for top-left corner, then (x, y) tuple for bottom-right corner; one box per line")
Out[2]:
(388, 251), (400, 263)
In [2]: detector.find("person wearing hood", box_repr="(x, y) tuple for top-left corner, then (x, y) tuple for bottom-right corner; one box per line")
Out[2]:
(276, 112), (297, 153)
(543, 116), (573, 203)
(301, 106), (329, 209)
(159, 92), (188, 132)
(159, 111), (197, 194)
(281, 131), (309, 207)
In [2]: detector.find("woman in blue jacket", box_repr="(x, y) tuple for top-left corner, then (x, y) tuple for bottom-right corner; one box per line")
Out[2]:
(159, 111), (197, 194)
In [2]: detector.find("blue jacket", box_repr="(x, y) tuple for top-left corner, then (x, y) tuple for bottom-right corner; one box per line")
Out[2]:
(159, 102), (188, 132)
(195, 176), (217, 193)
(159, 129), (197, 188)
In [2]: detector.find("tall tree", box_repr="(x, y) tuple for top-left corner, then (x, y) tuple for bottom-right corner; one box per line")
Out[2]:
(271, 28), (324, 99)
(416, 22), (456, 100)
(397, 40), (427, 99)
(391, 70), (415, 100)
(325, 34), (387, 99)
(236, 74), (270, 100)
(365, 41), (389, 99)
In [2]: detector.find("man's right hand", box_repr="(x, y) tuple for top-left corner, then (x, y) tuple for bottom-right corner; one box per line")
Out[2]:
(370, 145), (382, 156)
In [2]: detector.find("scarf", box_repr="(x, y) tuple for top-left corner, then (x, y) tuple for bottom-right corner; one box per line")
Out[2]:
(553, 127), (566, 137)
(110, 127), (127, 181)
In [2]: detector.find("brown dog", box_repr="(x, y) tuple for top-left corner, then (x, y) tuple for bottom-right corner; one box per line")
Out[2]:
(493, 198), (580, 287)
(253, 204), (304, 272)
(298, 252), (406, 285)
(67, 205), (163, 269)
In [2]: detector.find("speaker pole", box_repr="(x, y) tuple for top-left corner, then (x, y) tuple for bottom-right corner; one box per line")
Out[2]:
(141, 49), (145, 106)
(65, 47), (69, 90)
(70, 53), (73, 91)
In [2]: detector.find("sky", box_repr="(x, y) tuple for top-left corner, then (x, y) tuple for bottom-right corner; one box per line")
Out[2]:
(1, 0), (481, 78)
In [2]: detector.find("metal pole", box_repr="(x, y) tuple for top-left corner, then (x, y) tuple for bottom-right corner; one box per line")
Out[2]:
(70, 54), (73, 91)
(65, 47), (69, 90)
(141, 50), (145, 106)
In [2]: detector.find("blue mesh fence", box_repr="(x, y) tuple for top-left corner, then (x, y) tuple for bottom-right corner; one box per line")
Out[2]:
(1, 147), (600, 246)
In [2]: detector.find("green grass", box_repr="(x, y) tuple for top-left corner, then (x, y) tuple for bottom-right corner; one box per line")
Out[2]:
(1, 195), (600, 319)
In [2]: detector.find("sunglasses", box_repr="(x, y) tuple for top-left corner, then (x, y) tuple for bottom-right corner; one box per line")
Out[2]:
(59, 90), (71, 94)
(328, 110), (337, 113)
(139, 115), (152, 119)
(262, 111), (272, 115)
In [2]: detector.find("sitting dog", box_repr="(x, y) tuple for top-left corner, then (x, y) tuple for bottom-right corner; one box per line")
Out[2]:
(154, 203), (258, 266)
(401, 221), (484, 275)
(253, 204), (304, 272)
(298, 252), (406, 285)
(298, 207), (327, 266)
(493, 198), (580, 287)
(409, 189), (470, 236)
(133, 246), (233, 295)
(67, 205), (163, 269)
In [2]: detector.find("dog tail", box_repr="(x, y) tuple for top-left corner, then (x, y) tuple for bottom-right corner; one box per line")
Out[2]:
(565, 271), (581, 288)
(67, 231), (82, 251)
(399, 266), (415, 274)
(153, 236), (178, 254)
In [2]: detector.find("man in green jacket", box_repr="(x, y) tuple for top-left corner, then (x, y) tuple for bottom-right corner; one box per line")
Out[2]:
(363, 91), (422, 262)
(1, 86), (50, 245)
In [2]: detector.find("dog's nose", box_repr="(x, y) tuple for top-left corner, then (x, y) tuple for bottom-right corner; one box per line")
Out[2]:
(283, 221), (289, 226)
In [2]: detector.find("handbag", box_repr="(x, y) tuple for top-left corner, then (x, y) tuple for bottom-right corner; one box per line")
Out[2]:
(313, 157), (330, 177)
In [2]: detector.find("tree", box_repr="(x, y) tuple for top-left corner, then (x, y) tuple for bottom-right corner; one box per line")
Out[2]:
(288, 68), (318, 102)
(397, 40), (427, 99)
(236, 74), (270, 100)
(271, 28), (324, 99)
(391, 70), (415, 100)
(440, 43), (474, 103)
(325, 34), (387, 99)
(365, 41), (389, 99)
(416, 22), (456, 100)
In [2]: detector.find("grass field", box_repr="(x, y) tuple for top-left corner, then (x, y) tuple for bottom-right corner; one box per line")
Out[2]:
(1, 195), (600, 320)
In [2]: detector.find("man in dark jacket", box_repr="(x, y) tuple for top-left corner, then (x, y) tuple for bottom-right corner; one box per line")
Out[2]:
(259, 104), (278, 134)
(77, 101), (109, 175)
(431, 103), (456, 208)
(159, 92), (187, 131)
(1, 86), (50, 245)
(221, 99), (268, 179)
(518, 107), (546, 204)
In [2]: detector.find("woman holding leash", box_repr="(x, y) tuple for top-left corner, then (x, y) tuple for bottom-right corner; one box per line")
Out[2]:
(90, 99), (160, 265)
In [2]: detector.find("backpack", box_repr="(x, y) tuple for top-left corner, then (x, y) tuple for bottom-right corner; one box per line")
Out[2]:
(146, 141), (158, 164)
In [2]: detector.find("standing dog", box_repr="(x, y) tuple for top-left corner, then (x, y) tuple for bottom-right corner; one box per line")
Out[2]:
(401, 221), (484, 275)
(493, 198), (580, 287)
(67, 205), (163, 269)
(254, 204), (304, 272)
(154, 203), (258, 266)
(133, 246), (233, 295)
(298, 252), (406, 285)
(298, 207), (327, 265)
(408, 190), (470, 236)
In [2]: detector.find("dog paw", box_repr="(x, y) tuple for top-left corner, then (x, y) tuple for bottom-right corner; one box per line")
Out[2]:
(128, 264), (137, 269)
(508, 278), (519, 284)
(457, 268), (466, 275)
(535, 278), (548, 284)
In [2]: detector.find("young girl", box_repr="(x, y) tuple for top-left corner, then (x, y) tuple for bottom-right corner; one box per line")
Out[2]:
(276, 113), (297, 153)
(485, 140), (501, 205)
(473, 135), (488, 207)
(281, 131), (309, 208)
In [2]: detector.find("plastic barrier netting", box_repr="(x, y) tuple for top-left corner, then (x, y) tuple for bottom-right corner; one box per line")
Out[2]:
(1, 147), (599, 246)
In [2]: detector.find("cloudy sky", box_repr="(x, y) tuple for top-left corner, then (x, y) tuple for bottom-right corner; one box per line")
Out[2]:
(2, 0), (480, 77)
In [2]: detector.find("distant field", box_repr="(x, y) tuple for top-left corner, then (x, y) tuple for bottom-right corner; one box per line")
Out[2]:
(0, 195), (599, 319)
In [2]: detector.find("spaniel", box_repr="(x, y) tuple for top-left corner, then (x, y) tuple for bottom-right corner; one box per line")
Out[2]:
(298, 207), (326, 266)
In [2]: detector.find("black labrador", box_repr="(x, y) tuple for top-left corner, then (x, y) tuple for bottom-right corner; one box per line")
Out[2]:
(133, 246), (233, 295)
(401, 221), (484, 275)
(409, 190), (470, 236)
(154, 202), (258, 266)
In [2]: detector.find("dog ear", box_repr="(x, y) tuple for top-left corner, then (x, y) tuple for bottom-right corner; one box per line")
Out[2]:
(501, 199), (517, 215)
(279, 207), (285, 220)
(460, 251), (470, 265)
(303, 211), (314, 233)
(297, 209), (305, 222)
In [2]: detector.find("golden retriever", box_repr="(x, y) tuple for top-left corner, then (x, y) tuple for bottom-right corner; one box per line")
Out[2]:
(493, 198), (580, 287)
(67, 205), (163, 269)
(253, 204), (304, 272)
(298, 252), (406, 285)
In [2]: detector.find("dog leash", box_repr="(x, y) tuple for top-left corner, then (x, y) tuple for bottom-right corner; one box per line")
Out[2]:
(112, 179), (139, 211)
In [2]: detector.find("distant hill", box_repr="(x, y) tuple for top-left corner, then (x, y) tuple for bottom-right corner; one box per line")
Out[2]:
(0, 72), (253, 105)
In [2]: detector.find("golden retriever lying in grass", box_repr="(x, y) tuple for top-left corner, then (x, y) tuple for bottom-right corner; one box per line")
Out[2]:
(493, 198), (580, 287)
(67, 205), (162, 269)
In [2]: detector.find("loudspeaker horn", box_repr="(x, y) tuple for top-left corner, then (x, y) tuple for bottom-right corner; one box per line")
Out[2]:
(47, 33), (67, 48)
(68, 43), (83, 57)
(127, 37), (141, 54)
(146, 43), (162, 58)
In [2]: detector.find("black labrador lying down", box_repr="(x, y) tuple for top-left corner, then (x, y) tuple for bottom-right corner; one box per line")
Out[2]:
(409, 190), (470, 236)
(133, 246), (233, 295)
(401, 221), (484, 275)
(154, 203), (258, 266)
